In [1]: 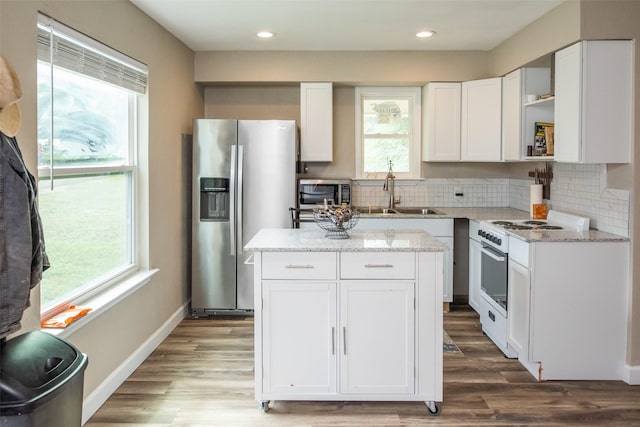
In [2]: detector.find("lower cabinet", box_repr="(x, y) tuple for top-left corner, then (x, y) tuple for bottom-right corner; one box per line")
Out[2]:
(340, 280), (415, 394)
(506, 238), (629, 380)
(506, 258), (530, 358)
(262, 281), (337, 395)
(254, 250), (443, 406)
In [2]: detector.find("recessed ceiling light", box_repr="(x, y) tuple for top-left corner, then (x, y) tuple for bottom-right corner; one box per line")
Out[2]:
(416, 30), (436, 38)
(257, 31), (275, 38)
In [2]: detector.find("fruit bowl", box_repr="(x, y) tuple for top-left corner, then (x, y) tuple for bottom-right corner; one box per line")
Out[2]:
(313, 206), (360, 239)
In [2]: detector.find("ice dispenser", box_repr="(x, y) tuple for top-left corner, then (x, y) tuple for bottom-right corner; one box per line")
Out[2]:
(200, 177), (229, 220)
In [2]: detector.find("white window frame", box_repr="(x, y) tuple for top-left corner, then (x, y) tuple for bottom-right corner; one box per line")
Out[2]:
(355, 87), (421, 180)
(36, 13), (150, 319)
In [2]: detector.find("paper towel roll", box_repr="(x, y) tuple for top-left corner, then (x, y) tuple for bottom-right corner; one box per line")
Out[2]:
(530, 184), (543, 217)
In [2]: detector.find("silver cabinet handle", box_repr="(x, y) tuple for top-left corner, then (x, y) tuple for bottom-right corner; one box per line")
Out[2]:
(364, 264), (394, 268)
(343, 326), (347, 355)
(285, 264), (315, 269)
(331, 327), (335, 355)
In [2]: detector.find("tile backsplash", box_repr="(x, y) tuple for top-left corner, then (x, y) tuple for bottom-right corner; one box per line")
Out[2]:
(352, 163), (629, 237)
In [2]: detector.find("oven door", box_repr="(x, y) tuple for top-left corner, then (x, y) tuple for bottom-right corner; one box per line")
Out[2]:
(480, 245), (508, 317)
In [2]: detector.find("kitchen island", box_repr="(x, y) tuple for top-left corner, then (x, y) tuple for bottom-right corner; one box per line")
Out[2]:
(245, 228), (448, 415)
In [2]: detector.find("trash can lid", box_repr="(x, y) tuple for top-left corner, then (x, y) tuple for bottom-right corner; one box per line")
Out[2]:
(0, 331), (85, 404)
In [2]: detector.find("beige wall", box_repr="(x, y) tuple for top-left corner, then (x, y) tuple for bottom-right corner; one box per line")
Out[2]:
(196, 50), (493, 85)
(0, 0), (202, 399)
(490, 0), (581, 76)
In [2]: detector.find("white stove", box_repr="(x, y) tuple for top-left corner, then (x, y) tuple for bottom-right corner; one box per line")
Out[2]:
(473, 210), (590, 358)
(476, 210), (590, 253)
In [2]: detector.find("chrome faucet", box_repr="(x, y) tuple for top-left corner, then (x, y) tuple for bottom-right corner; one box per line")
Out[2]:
(382, 160), (397, 209)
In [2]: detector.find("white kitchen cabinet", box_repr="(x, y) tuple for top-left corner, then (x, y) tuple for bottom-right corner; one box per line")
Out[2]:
(262, 281), (337, 395)
(506, 255), (529, 357)
(461, 77), (502, 161)
(252, 247), (443, 411)
(358, 217), (453, 305)
(502, 68), (554, 161)
(422, 82), (461, 161)
(507, 236), (629, 380)
(554, 40), (632, 163)
(340, 280), (415, 394)
(467, 221), (482, 313)
(300, 82), (333, 162)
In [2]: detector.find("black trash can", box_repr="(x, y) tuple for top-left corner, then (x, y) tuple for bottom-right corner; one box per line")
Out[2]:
(0, 331), (88, 427)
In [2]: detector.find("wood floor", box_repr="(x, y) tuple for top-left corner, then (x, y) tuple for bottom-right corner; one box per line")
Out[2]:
(86, 305), (640, 426)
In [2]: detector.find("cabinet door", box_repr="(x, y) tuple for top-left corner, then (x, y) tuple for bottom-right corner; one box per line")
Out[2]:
(507, 259), (530, 357)
(554, 41), (632, 163)
(340, 280), (415, 395)
(501, 69), (522, 161)
(262, 281), (337, 395)
(422, 82), (461, 161)
(554, 42), (582, 163)
(300, 82), (333, 161)
(468, 237), (482, 313)
(461, 78), (502, 161)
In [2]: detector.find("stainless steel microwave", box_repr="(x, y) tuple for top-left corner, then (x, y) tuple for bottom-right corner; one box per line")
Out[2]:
(298, 179), (351, 209)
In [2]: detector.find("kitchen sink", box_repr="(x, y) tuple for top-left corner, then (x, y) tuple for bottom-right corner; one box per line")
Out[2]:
(395, 207), (444, 215)
(354, 206), (444, 215)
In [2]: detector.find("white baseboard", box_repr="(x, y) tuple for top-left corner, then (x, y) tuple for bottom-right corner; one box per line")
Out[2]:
(623, 364), (640, 385)
(82, 302), (190, 424)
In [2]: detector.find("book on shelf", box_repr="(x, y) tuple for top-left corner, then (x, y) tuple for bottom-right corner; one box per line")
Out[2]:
(534, 122), (554, 156)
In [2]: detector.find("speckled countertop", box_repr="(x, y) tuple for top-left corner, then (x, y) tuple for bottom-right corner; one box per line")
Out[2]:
(356, 206), (531, 221)
(244, 228), (449, 252)
(357, 206), (628, 243)
(506, 228), (627, 243)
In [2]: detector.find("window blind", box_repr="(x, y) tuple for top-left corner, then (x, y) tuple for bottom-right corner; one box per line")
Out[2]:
(37, 13), (148, 94)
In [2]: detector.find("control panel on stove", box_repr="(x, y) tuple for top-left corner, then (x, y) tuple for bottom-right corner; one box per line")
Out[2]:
(477, 229), (503, 245)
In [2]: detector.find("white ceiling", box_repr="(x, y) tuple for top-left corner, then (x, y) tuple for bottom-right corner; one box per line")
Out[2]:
(129, 0), (564, 52)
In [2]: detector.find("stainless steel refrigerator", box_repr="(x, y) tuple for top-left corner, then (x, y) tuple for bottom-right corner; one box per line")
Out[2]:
(191, 119), (298, 315)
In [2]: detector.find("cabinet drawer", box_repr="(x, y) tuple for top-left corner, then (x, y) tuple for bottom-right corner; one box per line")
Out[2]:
(262, 252), (336, 280)
(340, 252), (415, 279)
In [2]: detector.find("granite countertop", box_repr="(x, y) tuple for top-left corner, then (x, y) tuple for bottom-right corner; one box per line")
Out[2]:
(244, 228), (449, 252)
(507, 228), (628, 243)
(357, 206), (628, 243)
(357, 206), (530, 220)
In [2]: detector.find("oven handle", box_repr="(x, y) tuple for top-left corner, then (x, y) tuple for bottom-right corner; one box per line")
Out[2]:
(481, 246), (506, 262)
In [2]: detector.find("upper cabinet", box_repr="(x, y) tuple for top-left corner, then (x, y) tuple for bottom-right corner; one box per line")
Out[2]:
(422, 83), (461, 161)
(461, 78), (502, 161)
(300, 82), (333, 162)
(554, 40), (632, 164)
(502, 67), (554, 161)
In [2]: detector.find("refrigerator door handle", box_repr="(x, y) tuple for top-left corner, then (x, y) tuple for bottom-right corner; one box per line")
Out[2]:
(237, 145), (244, 255)
(229, 145), (237, 256)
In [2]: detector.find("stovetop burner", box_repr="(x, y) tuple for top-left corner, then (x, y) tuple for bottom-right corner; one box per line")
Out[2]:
(491, 220), (515, 227)
(504, 224), (533, 230)
(490, 219), (564, 231)
(522, 220), (547, 226)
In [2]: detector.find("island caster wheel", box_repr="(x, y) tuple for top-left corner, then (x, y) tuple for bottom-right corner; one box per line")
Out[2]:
(425, 401), (441, 416)
(258, 400), (271, 413)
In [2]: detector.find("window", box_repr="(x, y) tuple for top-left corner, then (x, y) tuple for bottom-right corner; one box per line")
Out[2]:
(355, 87), (421, 179)
(36, 14), (148, 313)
